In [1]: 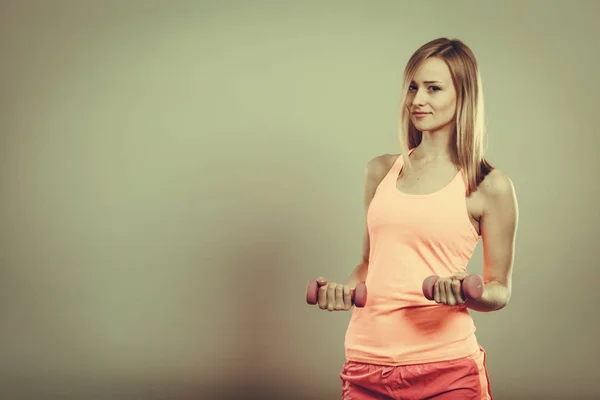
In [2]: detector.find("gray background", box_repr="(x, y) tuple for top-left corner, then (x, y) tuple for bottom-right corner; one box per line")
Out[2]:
(1, 0), (598, 399)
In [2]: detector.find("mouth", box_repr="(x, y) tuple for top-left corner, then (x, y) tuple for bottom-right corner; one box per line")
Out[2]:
(412, 112), (430, 118)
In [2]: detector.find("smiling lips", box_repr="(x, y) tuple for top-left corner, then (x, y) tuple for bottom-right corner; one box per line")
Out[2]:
(413, 111), (431, 119)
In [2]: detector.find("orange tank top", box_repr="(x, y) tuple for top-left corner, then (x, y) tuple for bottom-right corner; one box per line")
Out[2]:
(344, 152), (481, 366)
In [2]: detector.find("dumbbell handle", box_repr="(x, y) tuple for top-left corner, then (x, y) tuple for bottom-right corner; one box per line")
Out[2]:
(305, 281), (367, 308)
(422, 274), (484, 301)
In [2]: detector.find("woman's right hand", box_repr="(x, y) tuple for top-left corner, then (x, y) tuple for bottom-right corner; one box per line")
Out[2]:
(316, 277), (354, 311)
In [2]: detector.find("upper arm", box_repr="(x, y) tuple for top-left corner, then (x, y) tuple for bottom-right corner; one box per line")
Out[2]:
(480, 169), (519, 293)
(360, 154), (396, 263)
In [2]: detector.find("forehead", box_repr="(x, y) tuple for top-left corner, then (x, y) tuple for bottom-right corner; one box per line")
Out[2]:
(411, 57), (452, 83)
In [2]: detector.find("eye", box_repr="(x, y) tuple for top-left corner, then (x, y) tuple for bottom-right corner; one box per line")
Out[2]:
(429, 86), (441, 92)
(408, 85), (417, 91)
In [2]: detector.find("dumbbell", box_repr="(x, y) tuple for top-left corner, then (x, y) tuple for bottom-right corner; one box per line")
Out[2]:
(422, 274), (484, 301)
(305, 281), (368, 308)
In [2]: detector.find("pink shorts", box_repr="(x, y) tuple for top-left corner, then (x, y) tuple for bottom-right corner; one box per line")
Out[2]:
(340, 346), (493, 399)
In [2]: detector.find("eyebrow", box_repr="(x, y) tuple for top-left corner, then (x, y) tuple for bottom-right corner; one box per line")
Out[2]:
(411, 80), (442, 84)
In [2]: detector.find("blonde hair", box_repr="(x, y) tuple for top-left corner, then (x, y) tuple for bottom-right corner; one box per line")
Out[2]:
(398, 38), (492, 196)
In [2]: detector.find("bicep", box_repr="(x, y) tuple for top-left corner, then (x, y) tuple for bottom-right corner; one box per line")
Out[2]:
(480, 172), (519, 287)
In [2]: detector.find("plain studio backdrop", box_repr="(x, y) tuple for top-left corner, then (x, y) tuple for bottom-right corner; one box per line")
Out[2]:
(1, 1), (598, 399)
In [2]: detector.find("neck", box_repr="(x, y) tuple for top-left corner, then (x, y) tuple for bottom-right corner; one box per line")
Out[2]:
(414, 128), (455, 161)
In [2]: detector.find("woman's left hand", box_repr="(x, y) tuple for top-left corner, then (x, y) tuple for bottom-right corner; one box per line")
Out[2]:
(433, 272), (469, 306)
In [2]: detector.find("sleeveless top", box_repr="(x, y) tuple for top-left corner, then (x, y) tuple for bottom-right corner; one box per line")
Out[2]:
(344, 151), (481, 366)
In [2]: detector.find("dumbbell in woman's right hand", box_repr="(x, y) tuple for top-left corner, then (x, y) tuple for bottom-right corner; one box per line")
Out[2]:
(306, 277), (367, 310)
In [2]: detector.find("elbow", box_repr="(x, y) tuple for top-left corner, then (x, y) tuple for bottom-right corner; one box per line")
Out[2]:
(495, 285), (511, 311)
(497, 296), (510, 311)
(478, 280), (511, 312)
(502, 288), (512, 308)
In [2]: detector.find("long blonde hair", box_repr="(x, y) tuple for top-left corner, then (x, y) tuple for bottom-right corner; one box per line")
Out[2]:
(398, 38), (492, 196)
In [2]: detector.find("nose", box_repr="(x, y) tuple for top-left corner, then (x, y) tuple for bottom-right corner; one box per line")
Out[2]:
(411, 88), (427, 107)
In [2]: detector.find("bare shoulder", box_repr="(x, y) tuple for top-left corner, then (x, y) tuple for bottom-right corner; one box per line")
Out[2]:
(479, 168), (518, 211)
(366, 153), (398, 181)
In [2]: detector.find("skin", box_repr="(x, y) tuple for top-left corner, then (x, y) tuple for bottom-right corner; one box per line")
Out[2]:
(317, 57), (519, 313)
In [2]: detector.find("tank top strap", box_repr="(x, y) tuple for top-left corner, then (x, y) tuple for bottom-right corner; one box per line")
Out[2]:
(379, 150), (411, 191)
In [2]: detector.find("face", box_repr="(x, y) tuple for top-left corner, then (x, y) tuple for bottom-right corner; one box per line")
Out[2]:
(405, 57), (457, 134)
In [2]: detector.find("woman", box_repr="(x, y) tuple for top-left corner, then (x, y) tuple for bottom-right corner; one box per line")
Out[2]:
(315, 38), (519, 399)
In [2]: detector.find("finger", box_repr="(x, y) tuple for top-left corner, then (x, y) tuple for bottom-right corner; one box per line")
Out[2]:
(452, 279), (464, 304)
(317, 277), (328, 286)
(327, 282), (337, 311)
(318, 284), (328, 309)
(439, 279), (448, 304)
(335, 284), (344, 310)
(434, 280), (440, 303)
(452, 272), (467, 280)
(343, 285), (352, 309)
(445, 279), (456, 306)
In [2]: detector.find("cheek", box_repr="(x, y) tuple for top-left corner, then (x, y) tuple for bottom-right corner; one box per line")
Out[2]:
(436, 97), (457, 117)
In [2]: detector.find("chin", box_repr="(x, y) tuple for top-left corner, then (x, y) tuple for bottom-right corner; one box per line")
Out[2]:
(412, 121), (431, 130)
(412, 120), (448, 133)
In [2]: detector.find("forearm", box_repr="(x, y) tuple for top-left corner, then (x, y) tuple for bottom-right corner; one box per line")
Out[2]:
(465, 280), (510, 312)
(346, 261), (368, 288)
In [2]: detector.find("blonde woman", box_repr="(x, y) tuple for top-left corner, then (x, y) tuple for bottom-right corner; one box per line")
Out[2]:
(315, 38), (519, 399)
